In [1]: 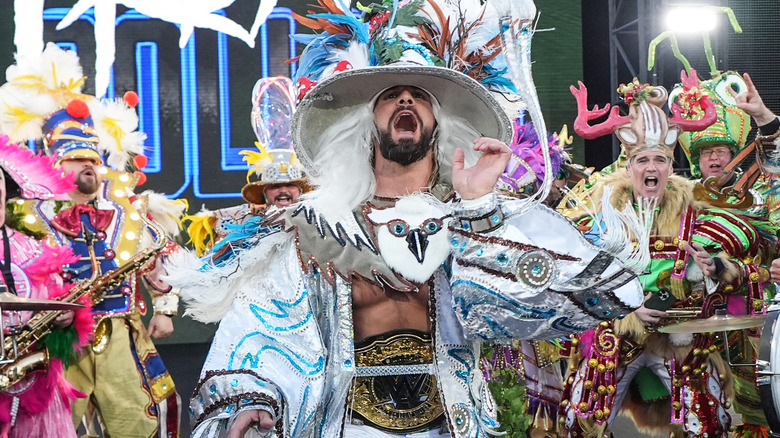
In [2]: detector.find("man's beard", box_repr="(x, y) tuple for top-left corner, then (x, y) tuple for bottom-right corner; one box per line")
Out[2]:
(271, 190), (296, 207)
(377, 128), (435, 166)
(76, 173), (100, 195)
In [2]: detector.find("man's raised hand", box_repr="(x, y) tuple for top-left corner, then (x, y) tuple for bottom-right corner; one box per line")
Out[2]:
(452, 137), (511, 200)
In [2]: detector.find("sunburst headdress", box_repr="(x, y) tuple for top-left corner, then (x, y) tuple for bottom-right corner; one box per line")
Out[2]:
(0, 43), (149, 178)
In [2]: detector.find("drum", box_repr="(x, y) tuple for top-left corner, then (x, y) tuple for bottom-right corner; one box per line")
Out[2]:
(758, 310), (780, 435)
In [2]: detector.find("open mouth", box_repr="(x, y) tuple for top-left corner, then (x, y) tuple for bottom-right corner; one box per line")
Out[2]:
(709, 164), (722, 171)
(274, 194), (293, 205)
(644, 176), (658, 188)
(393, 111), (419, 137)
(81, 169), (95, 178)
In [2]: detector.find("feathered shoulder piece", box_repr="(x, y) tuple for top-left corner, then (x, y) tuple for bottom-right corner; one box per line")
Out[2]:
(0, 135), (76, 200)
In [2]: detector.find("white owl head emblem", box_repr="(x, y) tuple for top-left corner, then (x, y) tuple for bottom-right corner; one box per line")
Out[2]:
(366, 194), (452, 283)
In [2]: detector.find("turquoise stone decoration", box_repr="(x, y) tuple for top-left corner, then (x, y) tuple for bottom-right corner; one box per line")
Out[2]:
(516, 250), (556, 290)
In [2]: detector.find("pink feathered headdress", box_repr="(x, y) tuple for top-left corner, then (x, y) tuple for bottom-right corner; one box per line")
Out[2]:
(0, 134), (76, 200)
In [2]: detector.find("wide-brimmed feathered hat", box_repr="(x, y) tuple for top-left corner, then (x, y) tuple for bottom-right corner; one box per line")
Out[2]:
(240, 147), (312, 204)
(293, 64), (512, 169)
(289, 0), (533, 170)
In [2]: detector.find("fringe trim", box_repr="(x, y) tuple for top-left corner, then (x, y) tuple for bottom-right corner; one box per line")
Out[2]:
(164, 231), (294, 323)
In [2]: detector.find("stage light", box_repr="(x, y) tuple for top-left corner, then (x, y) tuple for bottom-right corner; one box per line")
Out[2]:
(665, 7), (717, 33)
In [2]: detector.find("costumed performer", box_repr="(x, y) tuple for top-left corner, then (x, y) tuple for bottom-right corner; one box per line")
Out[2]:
(0, 43), (184, 437)
(560, 73), (762, 438)
(0, 136), (93, 437)
(166, 0), (650, 437)
(673, 70), (780, 437)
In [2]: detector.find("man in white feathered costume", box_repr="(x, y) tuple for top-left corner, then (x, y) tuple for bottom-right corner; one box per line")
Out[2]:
(166, 1), (648, 437)
(0, 44), (184, 437)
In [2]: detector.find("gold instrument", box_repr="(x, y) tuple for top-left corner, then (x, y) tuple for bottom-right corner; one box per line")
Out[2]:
(0, 206), (169, 389)
(659, 312), (767, 334)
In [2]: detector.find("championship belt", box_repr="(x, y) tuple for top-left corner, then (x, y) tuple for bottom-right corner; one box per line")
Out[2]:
(348, 330), (444, 433)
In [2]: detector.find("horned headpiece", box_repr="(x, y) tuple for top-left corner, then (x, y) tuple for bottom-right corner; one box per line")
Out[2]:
(571, 69), (716, 158)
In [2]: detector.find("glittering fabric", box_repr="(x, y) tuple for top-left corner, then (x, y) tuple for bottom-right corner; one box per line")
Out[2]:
(0, 229), (87, 437)
(172, 194), (645, 437)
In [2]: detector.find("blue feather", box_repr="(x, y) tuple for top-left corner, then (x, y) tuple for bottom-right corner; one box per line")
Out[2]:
(308, 13), (369, 44)
(209, 216), (280, 267)
(481, 76), (517, 93)
(294, 33), (352, 82)
(479, 65), (518, 93)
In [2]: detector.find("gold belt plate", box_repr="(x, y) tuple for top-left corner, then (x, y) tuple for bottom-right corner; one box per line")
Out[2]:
(348, 331), (444, 433)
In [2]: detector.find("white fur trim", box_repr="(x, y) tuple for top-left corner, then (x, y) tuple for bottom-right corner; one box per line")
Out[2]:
(685, 261), (704, 282)
(669, 332), (693, 346)
(163, 231), (293, 323)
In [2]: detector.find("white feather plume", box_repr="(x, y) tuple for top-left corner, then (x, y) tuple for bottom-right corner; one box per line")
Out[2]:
(6, 42), (85, 93)
(142, 190), (187, 236)
(598, 187), (655, 274)
(322, 42), (370, 77)
(88, 97), (146, 170)
(0, 43), (85, 142)
(467, 3), (501, 54)
(0, 86), (56, 142)
(165, 231), (294, 324)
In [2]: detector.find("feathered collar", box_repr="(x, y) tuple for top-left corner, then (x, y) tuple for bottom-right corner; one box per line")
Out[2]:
(268, 190), (455, 292)
(585, 170), (712, 237)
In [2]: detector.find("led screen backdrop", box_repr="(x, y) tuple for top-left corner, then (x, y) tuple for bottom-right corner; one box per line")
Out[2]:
(31, 4), (300, 208)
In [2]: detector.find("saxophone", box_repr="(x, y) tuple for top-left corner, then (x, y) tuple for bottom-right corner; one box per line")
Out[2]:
(0, 206), (169, 390)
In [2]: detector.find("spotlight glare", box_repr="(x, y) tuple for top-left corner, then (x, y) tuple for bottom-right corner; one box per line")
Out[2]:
(666, 7), (717, 33)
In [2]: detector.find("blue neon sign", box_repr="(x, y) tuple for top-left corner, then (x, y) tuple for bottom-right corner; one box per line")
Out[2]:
(43, 6), (298, 204)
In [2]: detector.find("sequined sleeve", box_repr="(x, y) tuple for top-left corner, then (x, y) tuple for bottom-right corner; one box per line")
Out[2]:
(168, 231), (327, 437)
(449, 194), (645, 341)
